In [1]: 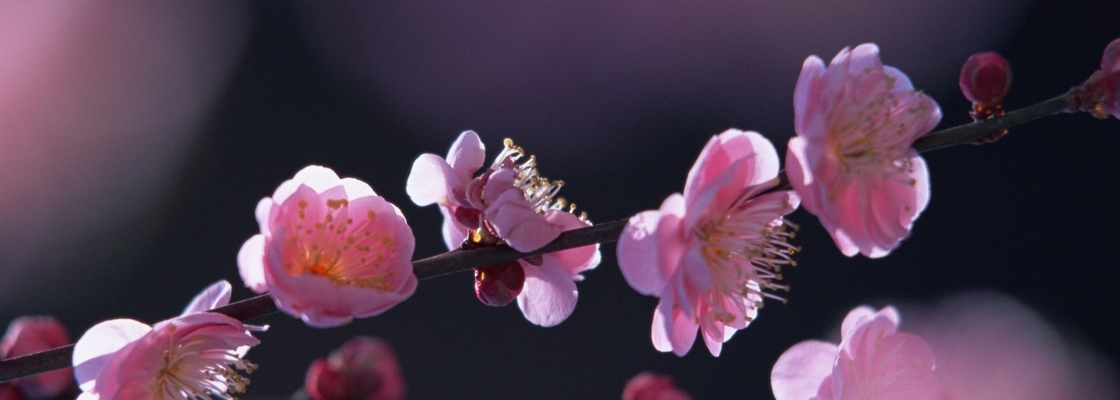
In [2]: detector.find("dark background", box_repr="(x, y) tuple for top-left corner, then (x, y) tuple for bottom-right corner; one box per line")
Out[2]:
(2, 0), (1119, 398)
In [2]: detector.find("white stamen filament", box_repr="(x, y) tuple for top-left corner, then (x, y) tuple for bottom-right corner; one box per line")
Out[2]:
(152, 332), (256, 400)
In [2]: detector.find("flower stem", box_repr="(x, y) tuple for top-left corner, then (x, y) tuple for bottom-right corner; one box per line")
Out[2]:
(0, 90), (1083, 383)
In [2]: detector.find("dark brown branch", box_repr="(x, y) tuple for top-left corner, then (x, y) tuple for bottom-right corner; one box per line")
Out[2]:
(0, 91), (1080, 383)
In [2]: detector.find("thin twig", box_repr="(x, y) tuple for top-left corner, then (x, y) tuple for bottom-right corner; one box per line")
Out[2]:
(0, 91), (1079, 383)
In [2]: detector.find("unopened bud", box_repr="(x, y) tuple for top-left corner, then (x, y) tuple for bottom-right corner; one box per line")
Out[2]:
(474, 260), (525, 307)
(959, 52), (1012, 107)
(1, 316), (72, 399)
(305, 337), (405, 400)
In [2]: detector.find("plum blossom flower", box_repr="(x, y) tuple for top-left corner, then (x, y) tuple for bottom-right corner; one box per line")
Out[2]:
(238, 166), (417, 328)
(786, 44), (941, 258)
(1072, 37), (1120, 120)
(1, 316), (73, 399)
(407, 131), (600, 327)
(770, 306), (938, 400)
(617, 129), (799, 356)
(72, 281), (262, 400)
(304, 336), (405, 400)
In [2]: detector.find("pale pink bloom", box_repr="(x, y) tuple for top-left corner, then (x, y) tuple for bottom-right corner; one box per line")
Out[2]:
(72, 281), (262, 400)
(617, 129), (799, 356)
(1, 316), (73, 399)
(771, 306), (938, 400)
(622, 372), (693, 400)
(903, 292), (1118, 400)
(238, 165), (417, 328)
(304, 336), (405, 400)
(407, 131), (600, 327)
(787, 44), (941, 258)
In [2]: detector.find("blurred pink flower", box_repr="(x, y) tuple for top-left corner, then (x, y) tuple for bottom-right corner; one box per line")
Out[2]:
(1, 316), (72, 399)
(238, 166), (417, 328)
(786, 43), (941, 258)
(622, 372), (693, 400)
(617, 129), (799, 356)
(72, 281), (262, 400)
(771, 306), (938, 400)
(305, 336), (405, 400)
(407, 131), (600, 327)
(1077, 38), (1120, 119)
(903, 292), (1118, 400)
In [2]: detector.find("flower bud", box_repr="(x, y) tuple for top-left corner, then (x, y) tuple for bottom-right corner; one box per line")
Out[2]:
(474, 260), (526, 307)
(959, 52), (1012, 107)
(305, 337), (405, 400)
(623, 372), (693, 400)
(1, 316), (72, 399)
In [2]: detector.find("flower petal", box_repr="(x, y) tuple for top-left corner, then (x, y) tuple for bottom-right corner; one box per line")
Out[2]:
(73, 319), (151, 392)
(771, 340), (839, 400)
(447, 130), (486, 182)
(517, 259), (578, 327)
(651, 290), (698, 356)
(180, 280), (232, 316)
(406, 153), (459, 207)
(237, 235), (268, 294)
(543, 210), (599, 277)
(486, 187), (561, 252)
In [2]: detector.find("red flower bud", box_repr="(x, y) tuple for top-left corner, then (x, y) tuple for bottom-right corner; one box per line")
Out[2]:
(474, 260), (526, 307)
(1, 316), (72, 399)
(959, 52), (1012, 107)
(305, 337), (405, 400)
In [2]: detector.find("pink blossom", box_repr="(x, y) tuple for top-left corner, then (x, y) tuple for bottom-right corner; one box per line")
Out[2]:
(238, 165), (417, 328)
(770, 306), (938, 400)
(622, 372), (693, 400)
(407, 131), (600, 327)
(304, 336), (405, 400)
(902, 292), (1118, 400)
(1, 316), (73, 399)
(786, 44), (941, 258)
(72, 281), (262, 400)
(617, 129), (799, 356)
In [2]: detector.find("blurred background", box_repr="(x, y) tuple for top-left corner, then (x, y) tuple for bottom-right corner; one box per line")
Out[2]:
(2, 0), (1119, 398)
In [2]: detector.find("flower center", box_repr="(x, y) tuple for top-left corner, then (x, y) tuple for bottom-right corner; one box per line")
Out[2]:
(152, 331), (256, 400)
(493, 139), (588, 220)
(695, 194), (798, 323)
(284, 198), (397, 291)
(825, 74), (926, 183)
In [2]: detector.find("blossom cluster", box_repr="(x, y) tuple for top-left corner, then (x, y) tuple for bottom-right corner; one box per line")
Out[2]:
(0, 37), (1114, 399)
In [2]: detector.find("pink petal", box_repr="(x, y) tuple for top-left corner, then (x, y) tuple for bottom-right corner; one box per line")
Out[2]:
(794, 56), (828, 137)
(771, 340), (839, 400)
(254, 198), (273, 236)
(439, 206), (470, 250)
(73, 319), (151, 392)
(447, 130), (486, 182)
(340, 177), (376, 198)
(543, 210), (600, 277)
(486, 188), (561, 252)
(840, 306), (880, 342)
(274, 165), (343, 204)
(516, 259), (578, 327)
(651, 291), (699, 356)
(180, 280), (232, 316)
(405, 153), (459, 206)
(237, 235), (268, 294)
(618, 203), (678, 296)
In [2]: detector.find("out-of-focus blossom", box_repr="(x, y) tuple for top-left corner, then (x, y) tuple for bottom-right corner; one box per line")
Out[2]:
(1074, 37), (1120, 119)
(786, 43), (942, 258)
(771, 306), (938, 400)
(305, 336), (405, 400)
(622, 372), (693, 400)
(0, 317), (72, 399)
(238, 166), (417, 328)
(959, 52), (1012, 109)
(617, 129), (799, 356)
(72, 281), (262, 400)
(407, 131), (600, 327)
(903, 292), (1118, 400)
